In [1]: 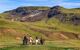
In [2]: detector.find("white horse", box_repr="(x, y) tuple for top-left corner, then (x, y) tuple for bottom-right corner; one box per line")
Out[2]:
(29, 37), (33, 45)
(35, 39), (40, 45)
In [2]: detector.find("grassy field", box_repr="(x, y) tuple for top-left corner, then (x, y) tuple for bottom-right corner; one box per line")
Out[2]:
(0, 40), (80, 50)
(0, 18), (80, 50)
(1, 45), (80, 50)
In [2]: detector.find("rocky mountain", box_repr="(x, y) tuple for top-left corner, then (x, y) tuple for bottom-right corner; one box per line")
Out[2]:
(3, 6), (49, 22)
(0, 6), (80, 25)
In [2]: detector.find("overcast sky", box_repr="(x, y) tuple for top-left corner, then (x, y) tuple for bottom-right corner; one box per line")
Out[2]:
(0, 0), (80, 13)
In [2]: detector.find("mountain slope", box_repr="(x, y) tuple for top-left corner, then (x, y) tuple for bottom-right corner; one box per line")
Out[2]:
(0, 19), (80, 41)
(0, 6), (80, 41)
(1, 6), (80, 25)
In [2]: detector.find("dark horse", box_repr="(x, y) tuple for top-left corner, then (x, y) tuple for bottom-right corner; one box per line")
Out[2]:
(23, 36), (28, 45)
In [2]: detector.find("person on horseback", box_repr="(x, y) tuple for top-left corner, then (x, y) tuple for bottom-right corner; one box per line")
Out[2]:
(23, 36), (28, 45)
(35, 36), (40, 45)
(29, 36), (33, 45)
(40, 37), (45, 45)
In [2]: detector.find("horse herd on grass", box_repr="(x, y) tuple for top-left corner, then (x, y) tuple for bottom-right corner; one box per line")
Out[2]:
(23, 35), (45, 45)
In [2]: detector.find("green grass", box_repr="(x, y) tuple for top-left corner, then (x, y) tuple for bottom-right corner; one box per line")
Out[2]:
(0, 19), (80, 50)
(0, 40), (80, 50)
(47, 18), (80, 34)
(1, 46), (80, 50)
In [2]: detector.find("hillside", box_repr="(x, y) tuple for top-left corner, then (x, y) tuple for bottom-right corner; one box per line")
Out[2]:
(0, 6), (80, 42)
(0, 6), (80, 24)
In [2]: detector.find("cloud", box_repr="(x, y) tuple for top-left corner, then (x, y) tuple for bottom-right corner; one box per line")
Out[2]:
(54, 0), (62, 1)
(0, 0), (80, 13)
(58, 2), (80, 8)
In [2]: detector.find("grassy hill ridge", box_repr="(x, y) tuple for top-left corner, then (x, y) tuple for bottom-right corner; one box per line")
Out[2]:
(0, 6), (80, 41)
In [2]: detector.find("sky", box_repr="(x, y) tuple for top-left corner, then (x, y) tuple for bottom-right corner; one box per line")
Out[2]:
(0, 0), (80, 13)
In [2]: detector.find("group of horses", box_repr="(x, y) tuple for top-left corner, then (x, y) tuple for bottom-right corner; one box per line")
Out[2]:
(23, 36), (45, 45)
